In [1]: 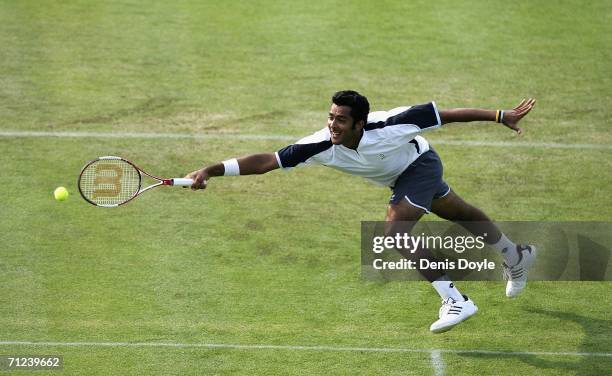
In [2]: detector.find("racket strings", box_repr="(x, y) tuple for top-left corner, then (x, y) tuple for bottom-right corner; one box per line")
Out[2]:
(79, 159), (140, 206)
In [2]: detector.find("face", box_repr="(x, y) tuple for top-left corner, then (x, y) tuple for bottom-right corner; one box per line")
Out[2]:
(328, 104), (363, 147)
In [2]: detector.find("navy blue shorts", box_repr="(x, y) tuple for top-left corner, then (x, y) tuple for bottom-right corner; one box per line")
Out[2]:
(389, 150), (451, 212)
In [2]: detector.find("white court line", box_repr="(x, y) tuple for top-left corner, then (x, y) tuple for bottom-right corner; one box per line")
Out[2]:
(431, 349), (445, 376)
(0, 341), (610, 358)
(0, 130), (611, 150)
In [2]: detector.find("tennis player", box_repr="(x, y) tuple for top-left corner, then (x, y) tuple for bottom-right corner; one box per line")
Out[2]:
(185, 91), (537, 333)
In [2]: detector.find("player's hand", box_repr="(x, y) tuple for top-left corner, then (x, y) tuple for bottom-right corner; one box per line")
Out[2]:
(184, 169), (209, 190)
(502, 98), (536, 135)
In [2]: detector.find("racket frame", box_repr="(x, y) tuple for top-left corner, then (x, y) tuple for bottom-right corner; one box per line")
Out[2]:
(78, 156), (190, 207)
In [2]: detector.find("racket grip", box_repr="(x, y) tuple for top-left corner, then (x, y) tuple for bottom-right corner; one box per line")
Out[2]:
(171, 178), (194, 186)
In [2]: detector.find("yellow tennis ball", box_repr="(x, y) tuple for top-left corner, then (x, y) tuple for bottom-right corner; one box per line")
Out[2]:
(54, 186), (69, 201)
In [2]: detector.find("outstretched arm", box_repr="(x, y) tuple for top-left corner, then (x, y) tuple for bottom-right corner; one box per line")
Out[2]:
(185, 152), (280, 190)
(439, 98), (536, 134)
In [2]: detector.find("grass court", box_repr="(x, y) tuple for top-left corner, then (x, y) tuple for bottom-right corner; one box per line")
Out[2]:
(1, 1), (611, 374)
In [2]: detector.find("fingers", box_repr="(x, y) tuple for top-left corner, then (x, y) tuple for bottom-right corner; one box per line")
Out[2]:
(514, 98), (536, 118)
(513, 98), (528, 111)
(184, 170), (208, 190)
(191, 175), (207, 190)
(191, 181), (207, 190)
(503, 98), (534, 135)
(513, 98), (536, 113)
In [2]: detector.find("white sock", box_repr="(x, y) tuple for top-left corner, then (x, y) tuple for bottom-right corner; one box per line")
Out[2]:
(491, 233), (519, 266)
(431, 276), (463, 301)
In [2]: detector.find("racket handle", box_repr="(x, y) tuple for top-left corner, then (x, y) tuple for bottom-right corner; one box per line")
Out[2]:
(171, 178), (194, 186)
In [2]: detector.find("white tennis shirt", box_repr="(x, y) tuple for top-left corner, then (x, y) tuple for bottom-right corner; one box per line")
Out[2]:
(275, 102), (442, 187)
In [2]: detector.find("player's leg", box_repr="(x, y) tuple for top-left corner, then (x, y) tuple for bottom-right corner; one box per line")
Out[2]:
(431, 190), (537, 297)
(386, 199), (478, 333)
(389, 150), (477, 333)
(430, 189), (502, 244)
(385, 199), (446, 283)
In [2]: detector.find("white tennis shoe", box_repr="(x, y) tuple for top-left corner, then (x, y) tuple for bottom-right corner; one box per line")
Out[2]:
(503, 245), (537, 298)
(430, 295), (478, 333)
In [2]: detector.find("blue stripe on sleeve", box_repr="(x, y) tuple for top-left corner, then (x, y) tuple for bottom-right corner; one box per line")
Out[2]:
(277, 140), (333, 168)
(365, 102), (439, 131)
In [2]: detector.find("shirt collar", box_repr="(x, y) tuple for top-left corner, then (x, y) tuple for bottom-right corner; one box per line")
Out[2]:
(355, 129), (367, 151)
(335, 129), (367, 151)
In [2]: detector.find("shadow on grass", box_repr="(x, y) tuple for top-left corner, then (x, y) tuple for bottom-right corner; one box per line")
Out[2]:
(457, 308), (612, 375)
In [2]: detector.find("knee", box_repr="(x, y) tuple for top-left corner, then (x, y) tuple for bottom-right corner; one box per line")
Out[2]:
(384, 209), (418, 237)
(384, 201), (425, 237)
(386, 200), (425, 222)
(384, 221), (415, 238)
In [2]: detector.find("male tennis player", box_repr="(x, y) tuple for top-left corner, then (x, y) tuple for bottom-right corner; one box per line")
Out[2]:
(185, 91), (537, 333)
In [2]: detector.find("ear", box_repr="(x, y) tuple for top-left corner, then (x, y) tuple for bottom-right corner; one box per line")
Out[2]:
(355, 119), (365, 130)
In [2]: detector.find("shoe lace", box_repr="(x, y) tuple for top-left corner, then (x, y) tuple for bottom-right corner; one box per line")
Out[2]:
(502, 262), (525, 281)
(439, 297), (456, 317)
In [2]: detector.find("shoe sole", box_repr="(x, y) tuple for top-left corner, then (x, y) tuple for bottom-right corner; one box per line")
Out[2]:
(430, 306), (478, 334)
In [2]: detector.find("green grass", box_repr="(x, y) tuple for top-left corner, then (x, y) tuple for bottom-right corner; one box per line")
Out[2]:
(1, 0), (611, 374)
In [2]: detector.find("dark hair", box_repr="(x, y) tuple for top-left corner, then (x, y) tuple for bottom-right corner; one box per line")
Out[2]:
(331, 90), (370, 126)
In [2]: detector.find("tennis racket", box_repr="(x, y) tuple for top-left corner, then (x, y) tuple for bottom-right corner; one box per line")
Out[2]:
(78, 156), (193, 207)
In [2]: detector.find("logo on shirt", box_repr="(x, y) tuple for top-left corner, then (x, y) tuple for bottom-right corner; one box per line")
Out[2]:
(378, 153), (386, 160)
